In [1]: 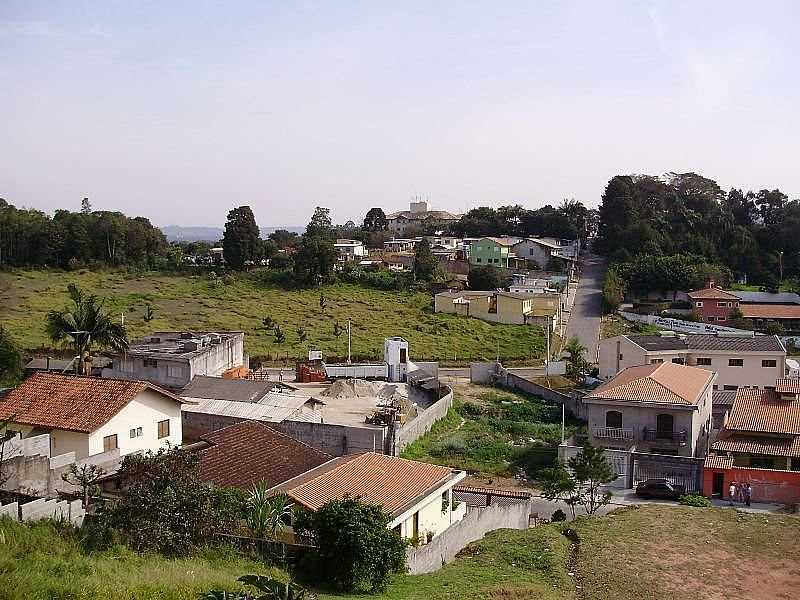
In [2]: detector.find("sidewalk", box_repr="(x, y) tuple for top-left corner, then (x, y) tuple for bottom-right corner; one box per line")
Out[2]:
(607, 488), (782, 514)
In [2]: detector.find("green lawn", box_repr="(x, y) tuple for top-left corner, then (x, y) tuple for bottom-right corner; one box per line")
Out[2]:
(0, 269), (546, 362)
(0, 518), (281, 600)
(401, 383), (580, 478)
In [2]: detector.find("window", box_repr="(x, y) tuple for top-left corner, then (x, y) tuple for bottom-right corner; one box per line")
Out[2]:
(717, 301), (727, 307)
(650, 359), (664, 364)
(696, 358), (712, 366)
(656, 413), (674, 439)
(671, 358), (684, 364)
(723, 385), (738, 391)
(707, 317), (715, 322)
(529, 249), (535, 256)
(103, 434), (118, 452)
(751, 456), (775, 469)
(718, 317), (727, 322)
(762, 360), (777, 368)
(766, 386), (776, 392)
(129, 427), (142, 439)
(619, 354), (624, 360)
(157, 419), (170, 439)
(696, 301), (704, 307)
(729, 359), (744, 367)
(143, 358), (158, 368)
(476, 257), (482, 263)
(713, 384), (718, 390)
(605, 410), (623, 429)
(167, 365), (183, 378)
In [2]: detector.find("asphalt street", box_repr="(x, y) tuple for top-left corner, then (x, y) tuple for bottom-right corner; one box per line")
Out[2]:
(563, 253), (607, 363)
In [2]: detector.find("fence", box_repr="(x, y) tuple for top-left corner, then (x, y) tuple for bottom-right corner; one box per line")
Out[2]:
(0, 497), (85, 526)
(619, 311), (751, 336)
(558, 443), (630, 489)
(405, 499), (532, 574)
(631, 452), (704, 492)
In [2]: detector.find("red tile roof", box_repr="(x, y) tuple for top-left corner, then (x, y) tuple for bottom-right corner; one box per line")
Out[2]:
(197, 421), (332, 490)
(712, 433), (800, 458)
(688, 287), (740, 300)
(726, 388), (800, 435)
(0, 373), (183, 433)
(776, 378), (800, 395)
(704, 454), (734, 469)
(740, 304), (800, 319)
(585, 362), (714, 405)
(271, 452), (459, 517)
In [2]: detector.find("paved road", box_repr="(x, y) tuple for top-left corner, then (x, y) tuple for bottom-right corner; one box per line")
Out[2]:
(564, 253), (607, 363)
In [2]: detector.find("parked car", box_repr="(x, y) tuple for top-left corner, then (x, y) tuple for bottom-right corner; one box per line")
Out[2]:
(635, 479), (686, 500)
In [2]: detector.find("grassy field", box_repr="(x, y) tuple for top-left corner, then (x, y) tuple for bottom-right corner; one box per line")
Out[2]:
(0, 518), (280, 600)
(401, 382), (580, 479)
(600, 314), (660, 340)
(0, 269), (546, 362)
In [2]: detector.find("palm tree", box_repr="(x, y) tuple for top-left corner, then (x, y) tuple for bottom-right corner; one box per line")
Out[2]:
(45, 283), (128, 374)
(563, 336), (588, 381)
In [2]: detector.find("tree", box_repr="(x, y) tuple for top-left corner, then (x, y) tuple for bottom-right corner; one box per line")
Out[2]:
(467, 265), (502, 290)
(306, 207), (334, 239)
(293, 235), (337, 286)
(81, 197), (92, 214)
(246, 483), (292, 538)
(563, 337), (588, 381)
(363, 208), (388, 232)
(273, 325), (286, 345)
(538, 462), (579, 519)
(0, 326), (22, 384)
(45, 284), (128, 374)
(296, 326), (308, 345)
(144, 304), (155, 322)
(295, 497), (407, 593)
(412, 238), (439, 282)
(319, 293), (327, 314)
(61, 463), (106, 508)
(268, 229), (300, 250)
(568, 442), (616, 514)
(102, 447), (225, 555)
(223, 206), (261, 270)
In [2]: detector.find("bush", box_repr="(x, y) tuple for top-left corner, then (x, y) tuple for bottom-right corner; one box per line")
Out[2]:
(679, 493), (712, 507)
(458, 401), (483, 418)
(551, 509), (567, 522)
(430, 435), (468, 457)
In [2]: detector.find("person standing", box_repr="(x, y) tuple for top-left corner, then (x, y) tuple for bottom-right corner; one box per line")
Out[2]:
(729, 481), (736, 506)
(745, 482), (752, 507)
(737, 482), (745, 503)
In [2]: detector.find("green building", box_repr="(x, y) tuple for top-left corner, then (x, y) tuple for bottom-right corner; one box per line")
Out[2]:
(469, 237), (518, 268)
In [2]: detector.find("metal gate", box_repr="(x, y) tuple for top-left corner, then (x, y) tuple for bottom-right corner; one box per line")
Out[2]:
(631, 453), (703, 493)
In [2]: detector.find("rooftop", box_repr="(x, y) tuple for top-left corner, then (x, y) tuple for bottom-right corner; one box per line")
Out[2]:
(624, 333), (784, 353)
(269, 452), (462, 517)
(0, 373), (183, 433)
(688, 286), (740, 300)
(712, 432), (800, 458)
(122, 331), (244, 360)
(739, 304), (800, 320)
(726, 388), (800, 435)
(712, 390), (738, 408)
(386, 209), (461, 221)
(775, 379), (800, 395)
(196, 421), (332, 490)
(586, 362), (714, 406)
(181, 390), (323, 424)
(730, 291), (800, 305)
(180, 375), (283, 403)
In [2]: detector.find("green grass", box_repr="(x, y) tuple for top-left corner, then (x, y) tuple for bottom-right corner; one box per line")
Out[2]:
(600, 315), (660, 340)
(401, 384), (579, 478)
(0, 269), (545, 362)
(0, 518), (283, 600)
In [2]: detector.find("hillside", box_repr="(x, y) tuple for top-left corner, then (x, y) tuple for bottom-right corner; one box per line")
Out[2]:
(0, 270), (546, 362)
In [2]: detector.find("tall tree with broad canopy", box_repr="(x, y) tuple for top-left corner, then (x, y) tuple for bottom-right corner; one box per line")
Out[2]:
(467, 264), (502, 290)
(362, 207), (388, 232)
(412, 238), (440, 282)
(223, 206), (261, 270)
(45, 284), (128, 374)
(0, 327), (22, 384)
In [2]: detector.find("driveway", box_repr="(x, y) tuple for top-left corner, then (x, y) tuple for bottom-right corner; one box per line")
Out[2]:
(564, 253), (607, 363)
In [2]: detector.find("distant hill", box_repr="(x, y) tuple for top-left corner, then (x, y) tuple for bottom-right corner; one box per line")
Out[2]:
(160, 225), (305, 242)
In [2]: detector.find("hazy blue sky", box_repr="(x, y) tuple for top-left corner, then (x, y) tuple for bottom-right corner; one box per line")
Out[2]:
(2, 1), (798, 227)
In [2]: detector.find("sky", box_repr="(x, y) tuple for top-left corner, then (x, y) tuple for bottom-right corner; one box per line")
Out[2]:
(1, 1), (799, 227)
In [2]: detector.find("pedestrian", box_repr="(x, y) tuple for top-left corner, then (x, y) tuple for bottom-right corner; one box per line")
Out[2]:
(737, 481), (745, 503)
(745, 482), (752, 507)
(728, 481), (736, 506)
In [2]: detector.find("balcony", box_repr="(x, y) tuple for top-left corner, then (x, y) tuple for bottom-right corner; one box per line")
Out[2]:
(592, 427), (634, 441)
(642, 428), (688, 445)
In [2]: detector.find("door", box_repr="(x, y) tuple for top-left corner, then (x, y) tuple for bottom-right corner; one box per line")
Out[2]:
(656, 414), (674, 439)
(412, 511), (419, 540)
(712, 472), (725, 497)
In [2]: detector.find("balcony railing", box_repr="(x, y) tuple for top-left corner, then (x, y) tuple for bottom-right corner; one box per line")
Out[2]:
(592, 427), (634, 441)
(642, 428), (688, 445)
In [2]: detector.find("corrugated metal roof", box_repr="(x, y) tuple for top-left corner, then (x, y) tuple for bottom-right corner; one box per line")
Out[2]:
(732, 291), (800, 305)
(726, 388), (800, 435)
(182, 393), (321, 423)
(181, 375), (278, 403)
(712, 390), (738, 407)
(585, 362), (713, 405)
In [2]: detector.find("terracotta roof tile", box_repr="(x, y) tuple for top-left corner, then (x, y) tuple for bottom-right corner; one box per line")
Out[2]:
(704, 454), (734, 469)
(271, 452), (459, 517)
(712, 433), (800, 458)
(726, 388), (800, 435)
(688, 287), (740, 300)
(740, 304), (800, 319)
(775, 378), (800, 395)
(197, 421), (332, 490)
(0, 373), (182, 433)
(586, 362), (713, 405)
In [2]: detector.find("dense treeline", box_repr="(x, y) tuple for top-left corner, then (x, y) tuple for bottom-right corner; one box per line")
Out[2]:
(596, 172), (800, 287)
(0, 199), (167, 268)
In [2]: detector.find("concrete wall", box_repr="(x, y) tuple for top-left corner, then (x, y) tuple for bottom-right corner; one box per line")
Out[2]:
(703, 465), (800, 504)
(559, 443), (630, 489)
(394, 388), (453, 455)
(405, 500), (531, 574)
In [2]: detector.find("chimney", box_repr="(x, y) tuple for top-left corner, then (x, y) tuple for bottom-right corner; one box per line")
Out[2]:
(707, 279), (716, 289)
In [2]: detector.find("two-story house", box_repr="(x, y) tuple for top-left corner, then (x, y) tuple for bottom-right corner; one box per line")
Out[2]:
(584, 362), (715, 458)
(434, 290), (559, 328)
(469, 238), (520, 268)
(687, 283), (740, 324)
(599, 331), (786, 391)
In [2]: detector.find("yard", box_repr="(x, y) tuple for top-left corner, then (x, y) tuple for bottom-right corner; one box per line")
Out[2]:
(0, 269), (546, 363)
(401, 382), (580, 480)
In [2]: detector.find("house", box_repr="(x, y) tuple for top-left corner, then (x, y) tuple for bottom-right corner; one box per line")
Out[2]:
(268, 452), (466, 541)
(468, 237), (521, 268)
(702, 380), (800, 503)
(423, 235), (460, 250)
(599, 331), (786, 391)
(0, 373), (184, 460)
(386, 200), (461, 237)
(583, 362), (715, 458)
(191, 421), (332, 490)
(383, 238), (420, 253)
(688, 283), (741, 324)
(434, 290), (560, 328)
(333, 239), (367, 261)
(511, 238), (561, 270)
(738, 304), (800, 334)
(102, 331), (246, 390)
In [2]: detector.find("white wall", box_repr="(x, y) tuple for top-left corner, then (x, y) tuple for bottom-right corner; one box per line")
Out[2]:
(89, 389), (183, 457)
(391, 475), (466, 540)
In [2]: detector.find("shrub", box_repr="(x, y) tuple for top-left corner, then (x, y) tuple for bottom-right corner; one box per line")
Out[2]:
(430, 435), (468, 457)
(458, 401), (483, 418)
(679, 493), (712, 507)
(551, 509), (567, 522)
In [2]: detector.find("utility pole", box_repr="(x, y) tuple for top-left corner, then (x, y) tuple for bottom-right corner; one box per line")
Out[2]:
(545, 316), (551, 386)
(561, 403), (565, 444)
(779, 251), (784, 284)
(347, 319), (352, 364)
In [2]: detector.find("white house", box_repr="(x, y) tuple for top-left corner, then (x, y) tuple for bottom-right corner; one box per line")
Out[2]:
(0, 373), (185, 460)
(333, 239), (367, 261)
(269, 452), (466, 541)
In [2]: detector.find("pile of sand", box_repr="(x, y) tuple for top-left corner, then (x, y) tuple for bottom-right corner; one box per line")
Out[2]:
(322, 378), (383, 399)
